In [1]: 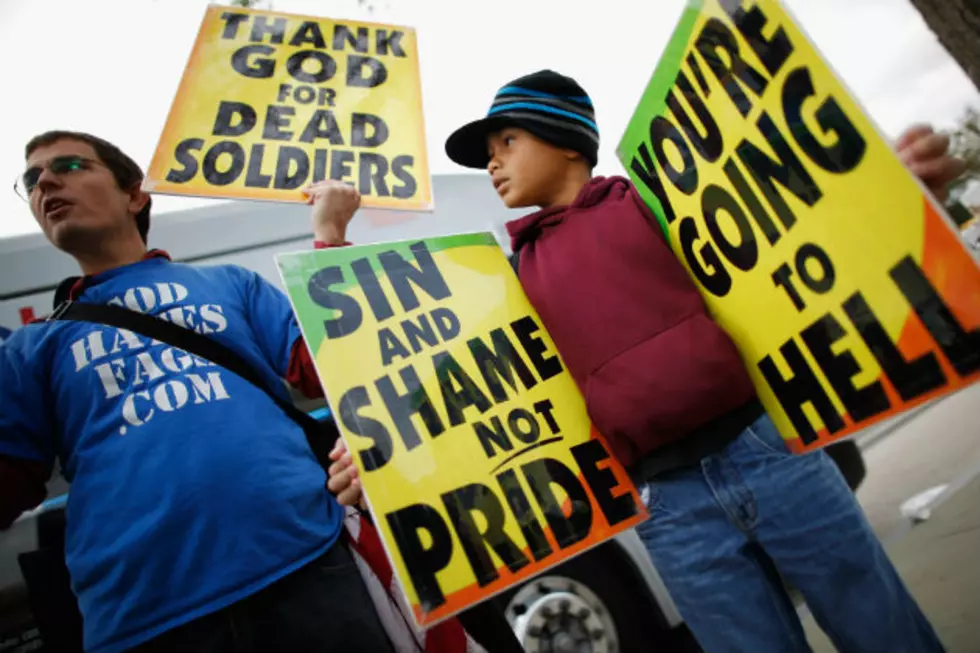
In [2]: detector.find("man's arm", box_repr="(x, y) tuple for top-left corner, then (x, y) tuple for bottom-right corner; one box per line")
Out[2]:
(306, 179), (359, 248)
(284, 182), (361, 398)
(0, 338), (57, 529)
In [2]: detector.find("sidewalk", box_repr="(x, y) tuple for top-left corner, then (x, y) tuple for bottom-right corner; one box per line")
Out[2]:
(802, 384), (980, 653)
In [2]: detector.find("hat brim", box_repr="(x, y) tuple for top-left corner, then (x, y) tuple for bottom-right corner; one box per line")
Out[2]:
(445, 116), (517, 169)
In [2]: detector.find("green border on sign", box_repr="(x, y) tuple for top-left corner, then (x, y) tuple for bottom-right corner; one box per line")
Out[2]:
(277, 232), (500, 353)
(616, 0), (704, 240)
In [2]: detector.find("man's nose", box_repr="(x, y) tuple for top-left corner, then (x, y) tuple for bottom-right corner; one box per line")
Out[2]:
(35, 166), (63, 193)
(487, 158), (500, 174)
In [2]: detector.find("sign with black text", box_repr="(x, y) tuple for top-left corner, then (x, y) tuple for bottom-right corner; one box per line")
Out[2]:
(278, 233), (647, 626)
(617, 0), (980, 452)
(146, 5), (431, 210)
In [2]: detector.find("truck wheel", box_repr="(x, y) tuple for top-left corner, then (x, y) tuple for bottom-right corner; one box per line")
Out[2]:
(494, 543), (674, 653)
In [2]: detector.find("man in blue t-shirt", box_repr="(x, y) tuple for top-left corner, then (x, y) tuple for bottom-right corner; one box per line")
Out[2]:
(0, 131), (394, 653)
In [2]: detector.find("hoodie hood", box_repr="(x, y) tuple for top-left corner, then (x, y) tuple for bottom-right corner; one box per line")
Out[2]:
(506, 176), (628, 252)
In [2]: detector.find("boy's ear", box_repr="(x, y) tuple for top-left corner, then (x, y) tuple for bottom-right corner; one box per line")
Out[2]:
(562, 148), (583, 163)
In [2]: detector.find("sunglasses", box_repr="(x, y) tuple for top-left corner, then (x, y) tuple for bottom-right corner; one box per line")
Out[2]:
(14, 155), (104, 201)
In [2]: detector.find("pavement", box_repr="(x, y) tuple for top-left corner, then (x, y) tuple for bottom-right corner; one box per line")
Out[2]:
(802, 383), (980, 653)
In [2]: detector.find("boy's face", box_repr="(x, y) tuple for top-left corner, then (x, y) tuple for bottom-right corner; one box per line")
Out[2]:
(486, 127), (576, 209)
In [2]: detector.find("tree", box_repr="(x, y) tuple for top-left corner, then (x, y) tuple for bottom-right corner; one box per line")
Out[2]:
(908, 0), (980, 91)
(945, 106), (980, 200)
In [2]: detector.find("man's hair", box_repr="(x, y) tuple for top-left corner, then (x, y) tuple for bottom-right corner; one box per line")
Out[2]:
(25, 131), (152, 244)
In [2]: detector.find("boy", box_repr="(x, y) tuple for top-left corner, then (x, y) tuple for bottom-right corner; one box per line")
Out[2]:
(328, 70), (961, 652)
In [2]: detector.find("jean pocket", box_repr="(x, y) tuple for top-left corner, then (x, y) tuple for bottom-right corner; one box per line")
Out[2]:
(741, 415), (793, 457)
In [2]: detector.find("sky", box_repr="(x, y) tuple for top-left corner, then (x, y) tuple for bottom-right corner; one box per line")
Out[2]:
(1, 0), (978, 240)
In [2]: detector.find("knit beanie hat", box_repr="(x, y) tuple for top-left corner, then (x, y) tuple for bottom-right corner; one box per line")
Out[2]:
(445, 70), (599, 169)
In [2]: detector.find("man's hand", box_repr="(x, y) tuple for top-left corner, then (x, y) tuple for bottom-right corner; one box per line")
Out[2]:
(896, 124), (966, 203)
(305, 180), (361, 245)
(327, 439), (366, 509)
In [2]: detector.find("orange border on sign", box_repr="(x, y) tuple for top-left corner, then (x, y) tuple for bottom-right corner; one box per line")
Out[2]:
(409, 449), (648, 626)
(787, 197), (980, 453)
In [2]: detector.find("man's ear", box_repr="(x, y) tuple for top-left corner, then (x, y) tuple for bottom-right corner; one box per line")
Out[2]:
(127, 183), (150, 216)
(562, 148), (583, 163)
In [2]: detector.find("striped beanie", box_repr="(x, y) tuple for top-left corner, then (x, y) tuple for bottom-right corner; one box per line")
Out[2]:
(445, 70), (599, 169)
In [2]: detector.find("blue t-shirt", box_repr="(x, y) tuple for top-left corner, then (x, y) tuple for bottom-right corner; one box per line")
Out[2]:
(0, 257), (343, 653)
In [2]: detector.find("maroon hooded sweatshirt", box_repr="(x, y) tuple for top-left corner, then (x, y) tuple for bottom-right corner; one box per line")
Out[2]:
(507, 176), (759, 470)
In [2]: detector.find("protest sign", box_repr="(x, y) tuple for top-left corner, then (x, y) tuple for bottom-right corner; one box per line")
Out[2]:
(145, 5), (431, 210)
(277, 233), (647, 626)
(617, 0), (980, 453)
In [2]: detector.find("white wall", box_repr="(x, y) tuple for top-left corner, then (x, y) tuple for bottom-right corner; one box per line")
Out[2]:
(0, 173), (520, 339)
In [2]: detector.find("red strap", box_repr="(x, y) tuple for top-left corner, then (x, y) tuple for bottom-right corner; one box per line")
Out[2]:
(19, 307), (37, 325)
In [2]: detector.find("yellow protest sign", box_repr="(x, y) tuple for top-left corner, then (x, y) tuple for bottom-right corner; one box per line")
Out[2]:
(277, 233), (647, 626)
(617, 0), (980, 453)
(145, 5), (431, 210)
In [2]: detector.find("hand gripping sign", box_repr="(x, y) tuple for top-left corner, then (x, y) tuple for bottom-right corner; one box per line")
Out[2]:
(277, 233), (647, 627)
(146, 5), (432, 210)
(617, 0), (980, 454)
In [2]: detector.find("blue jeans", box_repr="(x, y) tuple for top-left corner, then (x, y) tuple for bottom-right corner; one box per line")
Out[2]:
(634, 414), (944, 653)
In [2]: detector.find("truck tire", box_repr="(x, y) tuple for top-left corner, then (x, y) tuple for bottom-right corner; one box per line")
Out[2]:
(493, 542), (677, 653)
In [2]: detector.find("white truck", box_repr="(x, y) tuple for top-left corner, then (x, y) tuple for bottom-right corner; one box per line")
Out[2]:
(1, 173), (873, 652)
